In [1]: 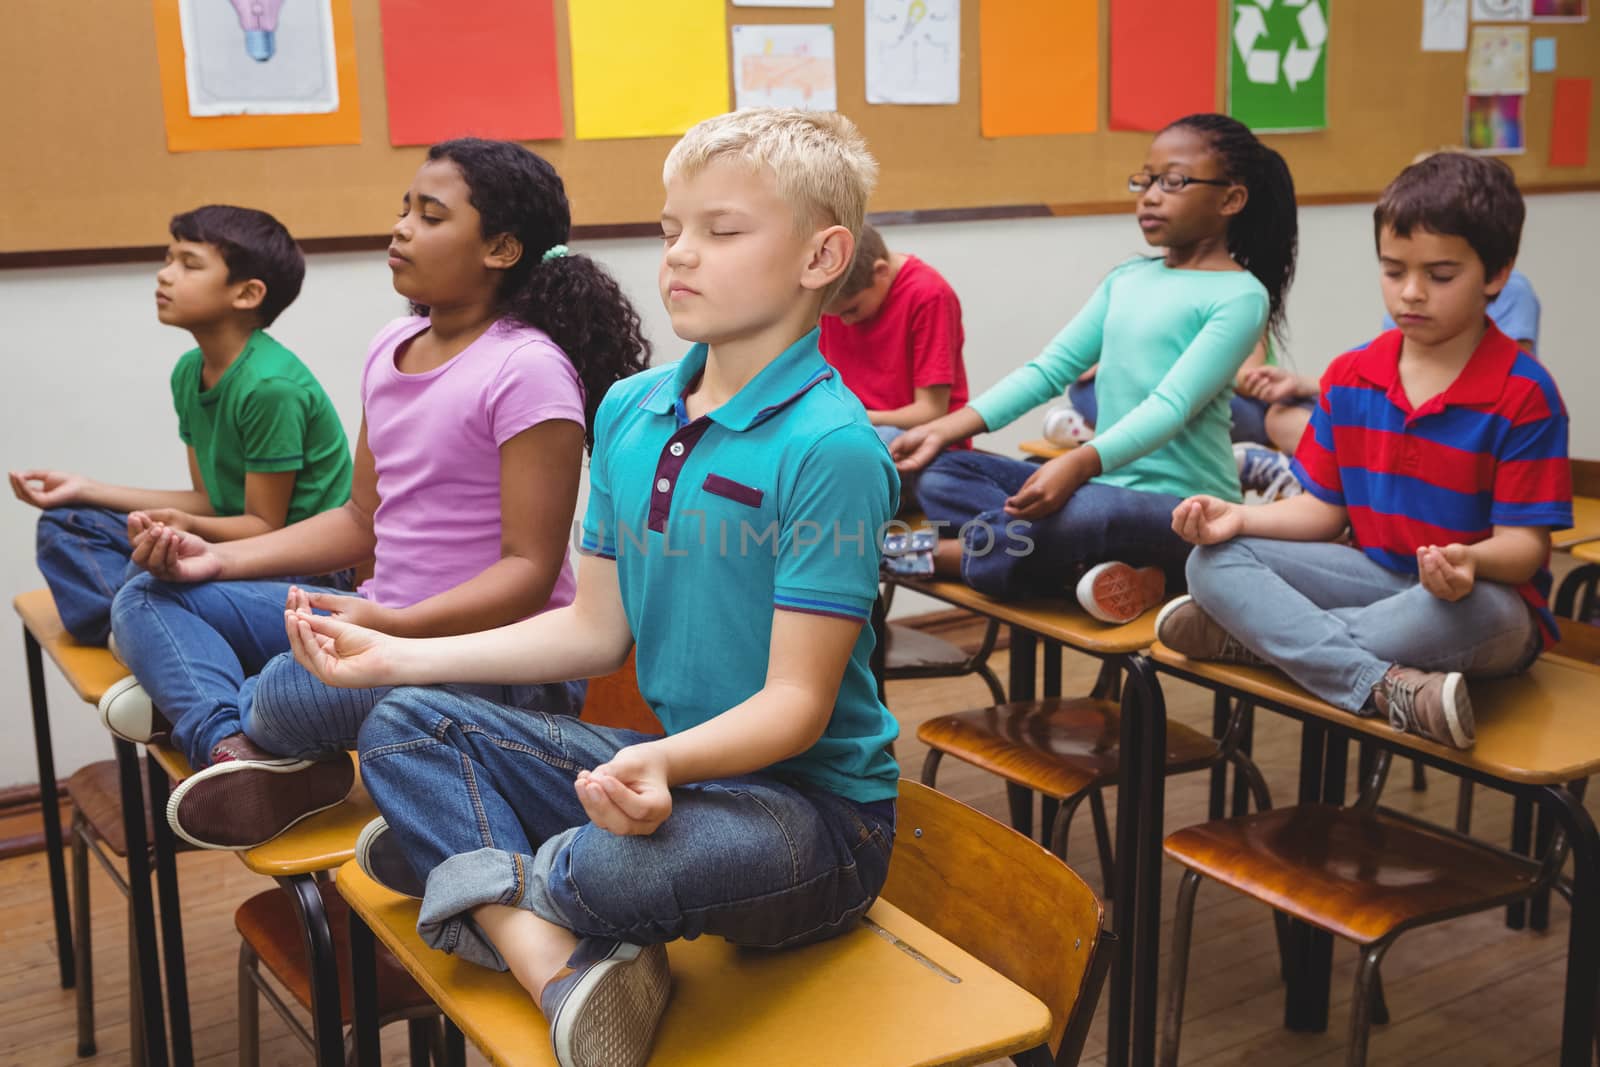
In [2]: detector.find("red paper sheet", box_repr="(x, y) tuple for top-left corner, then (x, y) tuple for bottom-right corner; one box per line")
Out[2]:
(1550, 78), (1593, 168)
(1109, 0), (1219, 132)
(379, 0), (563, 146)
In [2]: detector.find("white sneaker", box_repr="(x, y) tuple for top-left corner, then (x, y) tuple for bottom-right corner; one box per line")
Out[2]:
(1043, 400), (1094, 445)
(98, 676), (157, 744)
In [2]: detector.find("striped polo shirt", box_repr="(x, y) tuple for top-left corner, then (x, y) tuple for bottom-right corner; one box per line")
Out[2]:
(1292, 324), (1572, 643)
(579, 329), (901, 803)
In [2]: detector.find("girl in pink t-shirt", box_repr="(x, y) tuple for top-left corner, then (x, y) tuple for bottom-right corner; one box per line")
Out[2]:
(105, 140), (651, 851)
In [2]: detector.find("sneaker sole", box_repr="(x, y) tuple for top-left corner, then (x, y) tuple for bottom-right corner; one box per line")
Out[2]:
(98, 676), (155, 744)
(550, 943), (671, 1067)
(165, 757), (353, 851)
(1439, 673), (1474, 749)
(1077, 562), (1166, 625)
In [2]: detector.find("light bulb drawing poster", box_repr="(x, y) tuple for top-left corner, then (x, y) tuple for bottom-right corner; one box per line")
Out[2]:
(865, 0), (960, 105)
(179, 0), (340, 116)
(152, 0), (361, 151)
(733, 25), (837, 111)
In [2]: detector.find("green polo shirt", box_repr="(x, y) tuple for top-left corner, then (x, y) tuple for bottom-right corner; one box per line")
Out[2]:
(170, 330), (352, 522)
(579, 329), (900, 803)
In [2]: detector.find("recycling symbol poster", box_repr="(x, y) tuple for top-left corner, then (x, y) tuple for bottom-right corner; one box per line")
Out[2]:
(1228, 0), (1330, 133)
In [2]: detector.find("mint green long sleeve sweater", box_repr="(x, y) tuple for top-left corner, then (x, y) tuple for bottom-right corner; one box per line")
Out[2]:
(969, 258), (1268, 504)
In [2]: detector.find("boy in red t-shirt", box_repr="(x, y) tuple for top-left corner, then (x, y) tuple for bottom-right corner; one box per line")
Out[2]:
(821, 225), (971, 460)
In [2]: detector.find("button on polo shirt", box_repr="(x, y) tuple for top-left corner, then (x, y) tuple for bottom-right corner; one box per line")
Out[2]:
(580, 329), (901, 803)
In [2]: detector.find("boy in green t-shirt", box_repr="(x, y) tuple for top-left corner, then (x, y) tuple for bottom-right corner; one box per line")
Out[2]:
(10, 205), (352, 644)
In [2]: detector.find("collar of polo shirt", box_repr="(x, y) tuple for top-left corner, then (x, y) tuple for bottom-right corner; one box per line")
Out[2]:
(637, 327), (835, 433)
(1354, 320), (1520, 414)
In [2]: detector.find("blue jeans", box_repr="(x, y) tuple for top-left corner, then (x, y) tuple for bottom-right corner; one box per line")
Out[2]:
(358, 687), (895, 971)
(108, 572), (576, 768)
(1187, 538), (1542, 713)
(36, 506), (141, 644)
(914, 450), (1192, 600)
(1068, 379), (1275, 446)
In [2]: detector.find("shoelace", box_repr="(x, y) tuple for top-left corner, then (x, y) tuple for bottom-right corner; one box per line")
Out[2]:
(1260, 469), (1304, 504)
(1238, 449), (1289, 492)
(1384, 676), (1417, 733)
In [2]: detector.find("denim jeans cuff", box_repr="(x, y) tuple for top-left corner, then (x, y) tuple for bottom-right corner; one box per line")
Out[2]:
(417, 847), (536, 971)
(1345, 660), (1390, 716)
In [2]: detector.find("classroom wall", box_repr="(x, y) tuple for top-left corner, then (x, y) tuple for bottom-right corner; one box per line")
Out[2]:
(3, 192), (1595, 790)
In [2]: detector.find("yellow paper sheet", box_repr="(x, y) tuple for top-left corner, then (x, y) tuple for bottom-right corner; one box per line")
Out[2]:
(570, 0), (730, 141)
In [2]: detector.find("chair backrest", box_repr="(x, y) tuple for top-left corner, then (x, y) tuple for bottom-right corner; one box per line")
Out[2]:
(579, 651), (663, 734)
(881, 780), (1109, 1066)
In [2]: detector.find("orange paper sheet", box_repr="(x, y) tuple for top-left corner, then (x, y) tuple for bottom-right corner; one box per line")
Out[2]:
(152, 0), (362, 153)
(980, 0), (1099, 138)
(1550, 78), (1592, 168)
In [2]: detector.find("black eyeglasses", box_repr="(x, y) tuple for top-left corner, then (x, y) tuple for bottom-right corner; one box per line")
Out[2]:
(1128, 172), (1234, 194)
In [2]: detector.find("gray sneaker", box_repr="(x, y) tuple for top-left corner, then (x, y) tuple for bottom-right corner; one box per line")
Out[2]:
(1154, 596), (1265, 666)
(1374, 666), (1475, 750)
(354, 817), (425, 899)
(541, 939), (671, 1067)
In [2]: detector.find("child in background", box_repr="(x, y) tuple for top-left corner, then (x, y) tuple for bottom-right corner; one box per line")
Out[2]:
(820, 223), (971, 446)
(894, 113), (1298, 623)
(284, 109), (898, 1067)
(105, 140), (650, 850)
(1162, 152), (1569, 750)
(10, 206), (351, 645)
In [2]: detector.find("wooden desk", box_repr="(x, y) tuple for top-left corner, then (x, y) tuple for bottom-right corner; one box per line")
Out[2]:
(1019, 438), (1073, 460)
(1121, 647), (1600, 1067)
(1552, 495), (1600, 550)
(338, 862), (1053, 1067)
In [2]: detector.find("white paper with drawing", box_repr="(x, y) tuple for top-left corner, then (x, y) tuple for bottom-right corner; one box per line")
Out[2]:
(179, 0), (340, 116)
(1468, 25), (1530, 95)
(865, 0), (960, 104)
(733, 24), (837, 110)
(1422, 0), (1468, 52)
(1471, 0), (1532, 19)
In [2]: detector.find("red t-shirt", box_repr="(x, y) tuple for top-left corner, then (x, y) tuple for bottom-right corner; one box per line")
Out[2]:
(820, 256), (971, 446)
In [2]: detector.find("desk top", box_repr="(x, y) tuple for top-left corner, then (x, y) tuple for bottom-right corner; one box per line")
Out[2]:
(1571, 539), (1600, 565)
(894, 578), (1156, 655)
(338, 862), (1052, 1067)
(14, 588), (129, 705)
(1553, 496), (1600, 550)
(1151, 644), (1600, 786)
(1018, 438), (1073, 460)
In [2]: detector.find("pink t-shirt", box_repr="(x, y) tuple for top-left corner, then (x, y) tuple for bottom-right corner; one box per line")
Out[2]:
(358, 316), (584, 613)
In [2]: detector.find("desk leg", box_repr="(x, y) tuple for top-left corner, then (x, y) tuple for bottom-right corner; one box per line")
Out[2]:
(146, 757), (193, 1067)
(1542, 785), (1600, 1067)
(1283, 722), (1333, 1033)
(282, 875), (346, 1066)
(444, 1018), (467, 1067)
(1207, 693), (1229, 821)
(1104, 655), (1146, 1067)
(24, 629), (74, 990)
(115, 738), (169, 1067)
(349, 908), (381, 1067)
(1126, 656), (1167, 1067)
(1230, 703), (1256, 818)
(1508, 795), (1534, 929)
(1006, 629), (1038, 840)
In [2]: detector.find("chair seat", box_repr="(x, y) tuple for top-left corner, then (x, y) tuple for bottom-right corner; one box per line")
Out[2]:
(66, 759), (156, 858)
(236, 880), (434, 1023)
(884, 623), (973, 671)
(917, 699), (1221, 798)
(14, 589), (129, 705)
(337, 861), (1053, 1067)
(1164, 804), (1543, 945)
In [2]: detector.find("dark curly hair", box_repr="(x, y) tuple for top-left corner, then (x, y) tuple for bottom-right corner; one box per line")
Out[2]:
(412, 138), (651, 449)
(1163, 114), (1299, 343)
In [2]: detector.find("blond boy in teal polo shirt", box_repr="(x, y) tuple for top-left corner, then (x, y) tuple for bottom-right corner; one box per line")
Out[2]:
(280, 109), (899, 1067)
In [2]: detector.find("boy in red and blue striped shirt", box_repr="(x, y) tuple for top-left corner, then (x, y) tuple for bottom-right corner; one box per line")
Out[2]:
(1155, 153), (1571, 750)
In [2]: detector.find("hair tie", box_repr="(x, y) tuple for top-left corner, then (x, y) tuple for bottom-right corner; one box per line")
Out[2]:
(541, 244), (570, 263)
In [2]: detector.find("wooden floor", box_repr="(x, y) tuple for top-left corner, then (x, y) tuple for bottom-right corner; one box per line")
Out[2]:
(3, 647), (1595, 1065)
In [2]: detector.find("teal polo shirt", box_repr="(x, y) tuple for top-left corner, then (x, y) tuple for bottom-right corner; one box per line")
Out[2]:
(579, 328), (900, 803)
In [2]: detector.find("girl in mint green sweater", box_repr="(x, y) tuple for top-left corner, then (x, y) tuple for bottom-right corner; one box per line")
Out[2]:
(894, 114), (1298, 621)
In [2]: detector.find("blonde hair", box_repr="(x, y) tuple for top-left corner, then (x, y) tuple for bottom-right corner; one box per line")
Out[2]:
(664, 108), (878, 299)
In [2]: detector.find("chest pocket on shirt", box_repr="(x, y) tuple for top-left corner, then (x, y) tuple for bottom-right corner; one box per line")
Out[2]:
(703, 473), (765, 508)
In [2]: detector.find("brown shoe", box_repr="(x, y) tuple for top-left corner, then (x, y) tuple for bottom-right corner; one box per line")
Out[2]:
(1076, 562), (1166, 624)
(1373, 666), (1475, 750)
(1154, 596), (1265, 665)
(165, 734), (355, 850)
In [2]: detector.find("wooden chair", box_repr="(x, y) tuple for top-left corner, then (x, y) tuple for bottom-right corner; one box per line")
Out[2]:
(235, 881), (442, 1066)
(341, 779), (1110, 1066)
(878, 581), (1006, 705)
(913, 593), (1272, 897)
(1161, 750), (1573, 1067)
